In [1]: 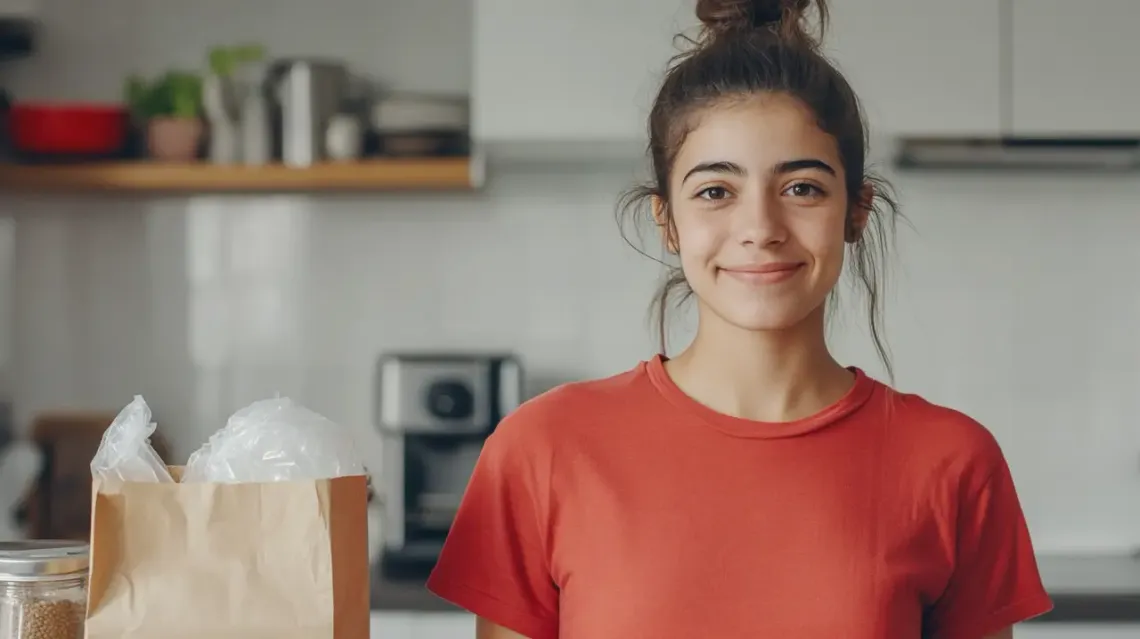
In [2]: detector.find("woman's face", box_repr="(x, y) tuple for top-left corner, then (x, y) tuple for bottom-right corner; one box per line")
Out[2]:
(661, 93), (863, 333)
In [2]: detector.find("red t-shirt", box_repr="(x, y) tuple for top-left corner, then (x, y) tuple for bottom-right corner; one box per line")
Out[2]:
(427, 356), (1053, 638)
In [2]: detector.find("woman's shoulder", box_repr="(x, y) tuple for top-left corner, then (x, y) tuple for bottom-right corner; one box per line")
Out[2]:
(876, 385), (1010, 481)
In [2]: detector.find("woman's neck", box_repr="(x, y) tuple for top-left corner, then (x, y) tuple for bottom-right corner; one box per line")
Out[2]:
(664, 304), (855, 423)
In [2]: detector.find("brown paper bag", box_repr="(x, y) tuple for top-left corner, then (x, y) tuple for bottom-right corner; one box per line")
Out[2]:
(85, 468), (369, 639)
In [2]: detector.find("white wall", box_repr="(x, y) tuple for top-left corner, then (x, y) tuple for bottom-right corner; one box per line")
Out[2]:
(1, 0), (1137, 554)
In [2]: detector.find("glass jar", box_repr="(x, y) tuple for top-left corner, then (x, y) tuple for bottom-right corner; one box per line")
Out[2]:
(0, 541), (88, 639)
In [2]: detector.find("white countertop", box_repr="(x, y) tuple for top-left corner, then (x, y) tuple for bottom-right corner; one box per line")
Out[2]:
(1037, 554), (1140, 594)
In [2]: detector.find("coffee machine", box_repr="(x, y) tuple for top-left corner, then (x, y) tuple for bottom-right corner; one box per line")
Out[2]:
(376, 352), (523, 579)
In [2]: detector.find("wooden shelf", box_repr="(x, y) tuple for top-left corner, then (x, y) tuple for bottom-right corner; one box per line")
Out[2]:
(0, 156), (482, 193)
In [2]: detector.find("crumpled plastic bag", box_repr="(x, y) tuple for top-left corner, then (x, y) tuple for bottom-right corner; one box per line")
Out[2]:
(90, 395), (175, 483)
(183, 397), (365, 483)
(90, 395), (365, 484)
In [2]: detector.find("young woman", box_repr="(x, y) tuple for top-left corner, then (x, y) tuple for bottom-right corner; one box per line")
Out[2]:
(427, 0), (1054, 637)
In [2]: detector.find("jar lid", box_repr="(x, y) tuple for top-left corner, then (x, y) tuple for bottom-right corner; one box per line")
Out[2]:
(0, 540), (89, 580)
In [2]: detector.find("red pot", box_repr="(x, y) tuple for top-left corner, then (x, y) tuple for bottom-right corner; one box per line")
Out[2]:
(9, 102), (130, 156)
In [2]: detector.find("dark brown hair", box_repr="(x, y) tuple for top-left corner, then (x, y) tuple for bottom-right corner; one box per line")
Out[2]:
(618, 0), (901, 378)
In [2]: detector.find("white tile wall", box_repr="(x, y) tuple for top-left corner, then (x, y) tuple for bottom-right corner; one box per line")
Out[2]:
(2, 166), (1139, 554)
(0, 161), (658, 481)
(1, 0), (1137, 554)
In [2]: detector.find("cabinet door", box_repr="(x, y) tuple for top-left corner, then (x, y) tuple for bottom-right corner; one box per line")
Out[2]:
(473, 0), (696, 143)
(1012, 0), (1140, 135)
(413, 613), (475, 638)
(370, 612), (416, 639)
(474, 0), (1003, 145)
(826, 0), (1003, 137)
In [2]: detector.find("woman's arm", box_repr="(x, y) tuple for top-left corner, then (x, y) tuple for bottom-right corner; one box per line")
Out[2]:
(921, 433), (1053, 638)
(477, 617), (530, 639)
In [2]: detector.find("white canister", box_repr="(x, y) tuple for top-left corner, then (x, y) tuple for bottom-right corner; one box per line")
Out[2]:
(325, 113), (362, 162)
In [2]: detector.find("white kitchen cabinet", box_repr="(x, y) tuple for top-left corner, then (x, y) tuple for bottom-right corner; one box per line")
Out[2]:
(370, 612), (475, 639)
(1011, 0), (1140, 135)
(473, 0), (1003, 147)
(371, 612), (417, 639)
(415, 614), (476, 638)
(825, 0), (1003, 137)
(473, 0), (696, 145)
(1014, 624), (1140, 639)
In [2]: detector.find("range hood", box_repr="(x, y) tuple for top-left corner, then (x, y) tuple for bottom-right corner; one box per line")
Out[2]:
(893, 138), (1140, 172)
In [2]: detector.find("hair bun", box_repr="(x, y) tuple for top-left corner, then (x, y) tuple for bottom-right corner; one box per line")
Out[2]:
(695, 0), (825, 47)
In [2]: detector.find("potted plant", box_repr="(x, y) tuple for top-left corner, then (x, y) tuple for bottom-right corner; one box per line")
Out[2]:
(125, 71), (204, 162)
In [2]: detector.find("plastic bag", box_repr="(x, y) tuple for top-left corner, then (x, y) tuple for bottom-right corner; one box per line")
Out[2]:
(91, 395), (364, 484)
(182, 396), (364, 483)
(90, 395), (175, 483)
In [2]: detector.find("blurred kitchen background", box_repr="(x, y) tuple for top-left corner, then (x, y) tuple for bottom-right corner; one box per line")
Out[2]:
(0, 0), (1137, 636)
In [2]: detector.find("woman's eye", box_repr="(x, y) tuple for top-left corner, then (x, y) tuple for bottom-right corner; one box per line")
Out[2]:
(697, 186), (730, 201)
(785, 182), (823, 198)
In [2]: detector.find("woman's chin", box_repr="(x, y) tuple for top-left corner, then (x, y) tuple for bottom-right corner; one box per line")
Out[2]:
(712, 304), (818, 333)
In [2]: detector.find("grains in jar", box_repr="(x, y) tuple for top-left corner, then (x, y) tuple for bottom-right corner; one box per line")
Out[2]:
(0, 541), (88, 639)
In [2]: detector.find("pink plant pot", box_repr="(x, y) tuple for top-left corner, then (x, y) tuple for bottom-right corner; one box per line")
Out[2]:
(146, 117), (203, 162)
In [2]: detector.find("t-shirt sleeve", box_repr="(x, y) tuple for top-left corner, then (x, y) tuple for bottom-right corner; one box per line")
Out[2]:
(926, 452), (1053, 639)
(426, 414), (559, 639)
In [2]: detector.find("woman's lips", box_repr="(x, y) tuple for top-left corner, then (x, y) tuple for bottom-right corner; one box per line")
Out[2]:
(719, 262), (804, 284)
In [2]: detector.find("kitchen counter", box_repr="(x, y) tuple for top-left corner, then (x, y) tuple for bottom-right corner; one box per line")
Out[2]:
(371, 565), (455, 612)
(370, 555), (1140, 622)
(1037, 555), (1140, 594)
(1027, 555), (1140, 623)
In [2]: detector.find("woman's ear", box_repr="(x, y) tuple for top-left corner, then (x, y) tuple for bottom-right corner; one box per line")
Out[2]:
(845, 182), (874, 243)
(651, 195), (679, 254)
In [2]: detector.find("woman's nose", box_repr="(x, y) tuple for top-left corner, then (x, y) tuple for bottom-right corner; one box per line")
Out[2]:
(735, 189), (788, 247)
